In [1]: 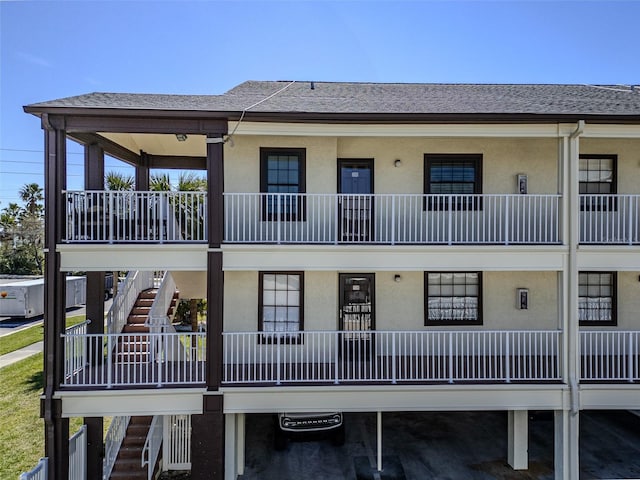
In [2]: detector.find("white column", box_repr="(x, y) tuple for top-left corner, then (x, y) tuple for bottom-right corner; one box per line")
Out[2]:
(507, 410), (528, 470)
(237, 413), (245, 476)
(225, 413), (237, 480)
(377, 411), (383, 472)
(554, 410), (580, 480)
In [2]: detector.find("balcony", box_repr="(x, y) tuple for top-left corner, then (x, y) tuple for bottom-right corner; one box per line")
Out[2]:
(225, 193), (561, 245)
(62, 329), (206, 389)
(222, 330), (563, 385)
(63, 190), (207, 243)
(580, 195), (640, 245)
(62, 191), (640, 246)
(60, 329), (640, 389)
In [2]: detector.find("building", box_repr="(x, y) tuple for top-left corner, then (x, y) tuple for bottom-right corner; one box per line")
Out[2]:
(24, 81), (640, 479)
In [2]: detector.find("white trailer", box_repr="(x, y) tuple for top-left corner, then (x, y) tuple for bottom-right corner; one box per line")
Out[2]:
(0, 276), (86, 318)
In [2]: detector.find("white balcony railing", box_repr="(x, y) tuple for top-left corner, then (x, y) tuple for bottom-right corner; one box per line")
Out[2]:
(62, 191), (640, 246)
(142, 416), (163, 480)
(580, 330), (640, 382)
(580, 195), (640, 244)
(103, 416), (130, 480)
(68, 425), (87, 480)
(222, 330), (562, 384)
(63, 190), (207, 243)
(61, 332), (206, 388)
(224, 193), (561, 245)
(20, 458), (48, 480)
(106, 271), (160, 335)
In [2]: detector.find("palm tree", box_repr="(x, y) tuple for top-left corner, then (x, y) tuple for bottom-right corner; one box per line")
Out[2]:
(19, 183), (43, 215)
(105, 171), (134, 191)
(150, 173), (171, 192)
(177, 172), (207, 192)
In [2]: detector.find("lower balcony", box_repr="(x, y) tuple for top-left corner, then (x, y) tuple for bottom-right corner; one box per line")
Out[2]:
(60, 330), (640, 389)
(62, 331), (207, 389)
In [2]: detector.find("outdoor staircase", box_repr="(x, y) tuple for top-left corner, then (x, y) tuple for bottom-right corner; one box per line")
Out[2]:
(109, 416), (155, 479)
(113, 288), (178, 363)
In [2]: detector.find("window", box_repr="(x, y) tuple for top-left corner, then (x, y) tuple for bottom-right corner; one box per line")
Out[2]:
(425, 272), (482, 325)
(259, 272), (304, 339)
(260, 148), (306, 220)
(424, 154), (482, 209)
(579, 154), (616, 210)
(579, 272), (616, 325)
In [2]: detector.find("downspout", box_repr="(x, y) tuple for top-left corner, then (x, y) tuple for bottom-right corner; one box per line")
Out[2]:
(568, 120), (584, 415)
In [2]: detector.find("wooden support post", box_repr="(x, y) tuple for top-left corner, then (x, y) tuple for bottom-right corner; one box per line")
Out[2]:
(191, 395), (225, 480)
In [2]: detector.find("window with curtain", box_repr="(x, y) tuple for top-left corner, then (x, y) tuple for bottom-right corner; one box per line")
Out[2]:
(425, 272), (482, 325)
(259, 272), (304, 339)
(579, 272), (616, 325)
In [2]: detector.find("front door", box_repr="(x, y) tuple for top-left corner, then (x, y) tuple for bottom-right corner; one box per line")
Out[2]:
(338, 159), (373, 242)
(339, 273), (375, 360)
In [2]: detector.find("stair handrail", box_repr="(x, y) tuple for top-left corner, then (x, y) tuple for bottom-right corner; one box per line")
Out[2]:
(106, 271), (157, 335)
(103, 415), (131, 480)
(147, 271), (176, 331)
(141, 415), (163, 480)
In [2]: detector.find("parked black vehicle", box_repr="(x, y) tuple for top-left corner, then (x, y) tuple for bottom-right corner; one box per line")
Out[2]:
(274, 412), (345, 450)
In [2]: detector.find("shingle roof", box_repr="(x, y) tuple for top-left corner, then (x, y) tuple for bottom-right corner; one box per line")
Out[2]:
(25, 81), (640, 118)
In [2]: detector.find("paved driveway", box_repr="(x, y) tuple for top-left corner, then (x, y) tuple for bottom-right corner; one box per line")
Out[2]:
(239, 410), (640, 480)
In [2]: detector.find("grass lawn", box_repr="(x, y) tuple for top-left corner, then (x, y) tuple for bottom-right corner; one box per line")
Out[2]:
(0, 353), (84, 478)
(0, 314), (86, 356)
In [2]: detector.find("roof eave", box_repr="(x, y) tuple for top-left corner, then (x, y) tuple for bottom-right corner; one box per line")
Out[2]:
(22, 105), (640, 125)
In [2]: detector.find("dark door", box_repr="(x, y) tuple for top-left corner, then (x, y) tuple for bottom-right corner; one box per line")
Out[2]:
(338, 159), (373, 242)
(339, 274), (375, 361)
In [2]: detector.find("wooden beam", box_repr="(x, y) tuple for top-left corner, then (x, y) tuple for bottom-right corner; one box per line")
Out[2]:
(147, 154), (207, 170)
(70, 132), (140, 166)
(63, 115), (227, 135)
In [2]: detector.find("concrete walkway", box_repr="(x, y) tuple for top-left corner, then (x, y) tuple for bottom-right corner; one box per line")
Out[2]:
(0, 340), (44, 368)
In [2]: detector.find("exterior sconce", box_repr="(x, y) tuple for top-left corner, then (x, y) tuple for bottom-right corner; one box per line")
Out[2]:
(175, 133), (188, 142)
(517, 288), (529, 310)
(394, 274), (402, 283)
(394, 159), (402, 168)
(517, 174), (528, 194)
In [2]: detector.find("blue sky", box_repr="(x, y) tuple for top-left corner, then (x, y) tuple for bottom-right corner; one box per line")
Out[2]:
(2, 0), (639, 206)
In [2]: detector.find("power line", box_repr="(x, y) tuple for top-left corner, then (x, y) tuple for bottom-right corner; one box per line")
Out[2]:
(0, 148), (84, 155)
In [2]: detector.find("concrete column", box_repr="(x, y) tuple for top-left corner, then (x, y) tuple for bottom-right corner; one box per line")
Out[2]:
(554, 409), (579, 480)
(224, 414), (237, 480)
(237, 413), (245, 476)
(507, 410), (528, 470)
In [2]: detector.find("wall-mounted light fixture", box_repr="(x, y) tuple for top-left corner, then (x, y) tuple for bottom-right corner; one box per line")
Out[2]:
(517, 174), (528, 194)
(394, 159), (402, 168)
(175, 134), (188, 142)
(517, 288), (529, 310)
(394, 274), (402, 283)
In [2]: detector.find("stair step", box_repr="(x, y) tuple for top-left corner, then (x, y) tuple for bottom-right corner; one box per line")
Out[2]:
(136, 298), (154, 307)
(110, 472), (146, 479)
(115, 345), (149, 354)
(127, 314), (149, 324)
(113, 353), (150, 363)
(131, 307), (151, 315)
(123, 324), (150, 333)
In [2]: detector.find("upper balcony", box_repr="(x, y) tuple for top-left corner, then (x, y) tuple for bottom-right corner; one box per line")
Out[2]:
(62, 191), (640, 246)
